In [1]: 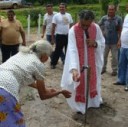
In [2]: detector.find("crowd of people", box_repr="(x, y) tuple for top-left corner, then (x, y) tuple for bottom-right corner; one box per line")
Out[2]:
(41, 2), (128, 114)
(0, 2), (128, 126)
(42, 3), (73, 68)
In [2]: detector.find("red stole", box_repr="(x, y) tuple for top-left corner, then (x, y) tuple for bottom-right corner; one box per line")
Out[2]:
(74, 23), (97, 103)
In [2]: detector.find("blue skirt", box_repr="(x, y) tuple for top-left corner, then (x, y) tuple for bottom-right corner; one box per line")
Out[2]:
(0, 88), (25, 127)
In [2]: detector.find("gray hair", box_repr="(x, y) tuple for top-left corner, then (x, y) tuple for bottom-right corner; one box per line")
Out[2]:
(19, 40), (53, 58)
(78, 10), (95, 20)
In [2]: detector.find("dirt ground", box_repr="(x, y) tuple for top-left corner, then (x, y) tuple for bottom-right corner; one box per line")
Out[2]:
(1, 33), (128, 127)
(20, 59), (128, 127)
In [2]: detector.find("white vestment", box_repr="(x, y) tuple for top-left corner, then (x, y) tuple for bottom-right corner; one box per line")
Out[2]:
(61, 23), (105, 114)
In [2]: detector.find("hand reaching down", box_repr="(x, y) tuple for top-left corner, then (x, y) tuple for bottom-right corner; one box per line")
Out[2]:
(61, 90), (72, 98)
(44, 88), (71, 99)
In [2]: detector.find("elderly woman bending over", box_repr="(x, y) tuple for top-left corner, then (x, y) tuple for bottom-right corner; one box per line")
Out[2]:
(0, 40), (71, 127)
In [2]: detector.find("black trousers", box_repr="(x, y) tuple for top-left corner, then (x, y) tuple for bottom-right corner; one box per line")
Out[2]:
(1, 43), (19, 63)
(51, 34), (68, 66)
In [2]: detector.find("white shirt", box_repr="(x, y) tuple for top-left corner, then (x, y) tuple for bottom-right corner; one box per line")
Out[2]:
(121, 14), (128, 48)
(0, 52), (45, 101)
(52, 12), (73, 35)
(43, 12), (57, 35)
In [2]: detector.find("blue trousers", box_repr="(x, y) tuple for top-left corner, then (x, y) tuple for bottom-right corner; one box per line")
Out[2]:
(118, 47), (128, 85)
(0, 88), (25, 127)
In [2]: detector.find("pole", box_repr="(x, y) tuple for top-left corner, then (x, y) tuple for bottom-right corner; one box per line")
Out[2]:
(37, 14), (41, 40)
(81, 65), (91, 126)
(27, 14), (30, 42)
(84, 66), (91, 126)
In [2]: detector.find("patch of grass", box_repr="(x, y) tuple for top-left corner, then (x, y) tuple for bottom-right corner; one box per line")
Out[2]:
(121, 0), (128, 4)
(0, 3), (127, 28)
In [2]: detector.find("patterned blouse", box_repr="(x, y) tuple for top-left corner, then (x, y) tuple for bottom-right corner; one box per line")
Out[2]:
(0, 52), (45, 101)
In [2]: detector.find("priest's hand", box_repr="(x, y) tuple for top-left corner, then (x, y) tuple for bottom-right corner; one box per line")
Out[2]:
(86, 39), (97, 47)
(72, 69), (80, 82)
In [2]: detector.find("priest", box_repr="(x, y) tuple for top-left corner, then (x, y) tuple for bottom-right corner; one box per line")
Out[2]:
(61, 10), (105, 114)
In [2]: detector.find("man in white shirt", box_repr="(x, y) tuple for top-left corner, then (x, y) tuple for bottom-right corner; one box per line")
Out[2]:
(51, 3), (73, 69)
(42, 4), (57, 43)
(42, 3), (65, 63)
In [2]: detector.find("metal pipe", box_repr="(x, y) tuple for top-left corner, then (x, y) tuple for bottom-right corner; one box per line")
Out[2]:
(80, 65), (91, 126)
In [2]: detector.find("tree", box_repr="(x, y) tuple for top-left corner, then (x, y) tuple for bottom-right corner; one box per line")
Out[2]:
(100, 0), (120, 14)
(101, 0), (110, 14)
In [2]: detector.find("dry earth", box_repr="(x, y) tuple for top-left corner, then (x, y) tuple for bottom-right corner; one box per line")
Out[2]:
(1, 33), (128, 127)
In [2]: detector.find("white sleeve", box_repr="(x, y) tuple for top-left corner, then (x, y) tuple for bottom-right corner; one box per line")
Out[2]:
(67, 26), (80, 71)
(95, 24), (105, 70)
(61, 26), (80, 88)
